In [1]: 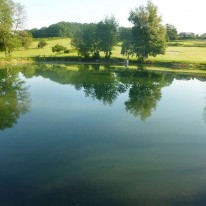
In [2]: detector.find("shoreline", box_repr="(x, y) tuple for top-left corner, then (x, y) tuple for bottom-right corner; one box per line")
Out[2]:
(1, 57), (206, 75)
(0, 58), (32, 66)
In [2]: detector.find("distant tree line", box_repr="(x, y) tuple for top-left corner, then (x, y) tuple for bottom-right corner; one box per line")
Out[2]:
(30, 22), (83, 38)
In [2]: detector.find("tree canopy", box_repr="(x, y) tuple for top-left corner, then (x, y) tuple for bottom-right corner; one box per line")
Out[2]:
(30, 22), (82, 38)
(166, 24), (178, 41)
(128, 1), (166, 62)
(37, 40), (48, 48)
(71, 16), (119, 59)
(96, 16), (119, 59)
(0, 0), (32, 56)
(71, 23), (98, 59)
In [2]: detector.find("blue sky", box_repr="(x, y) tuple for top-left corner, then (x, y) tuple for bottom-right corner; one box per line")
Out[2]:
(17, 0), (206, 35)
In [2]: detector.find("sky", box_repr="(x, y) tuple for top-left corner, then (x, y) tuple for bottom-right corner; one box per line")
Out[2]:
(16, 0), (206, 35)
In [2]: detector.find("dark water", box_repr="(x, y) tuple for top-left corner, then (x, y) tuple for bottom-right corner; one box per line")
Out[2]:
(1, 64), (206, 206)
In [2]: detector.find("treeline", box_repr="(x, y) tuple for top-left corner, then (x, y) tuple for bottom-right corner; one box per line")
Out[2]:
(29, 21), (136, 41)
(30, 22), (83, 38)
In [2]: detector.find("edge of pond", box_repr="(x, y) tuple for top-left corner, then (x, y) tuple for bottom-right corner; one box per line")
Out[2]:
(1, 58), (206, 76)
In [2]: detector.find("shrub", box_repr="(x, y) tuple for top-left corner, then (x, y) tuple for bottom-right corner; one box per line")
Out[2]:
(52, 44), (67, 53)
(37, 40), (48, 48)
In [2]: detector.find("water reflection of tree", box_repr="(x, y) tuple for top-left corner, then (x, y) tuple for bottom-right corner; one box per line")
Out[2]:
(24, 64), (128, 105)
(203, 96), (206, 123)
(125, 83), (161, 120)
(0, 68), (30, 130)
(21, 64), (176, 120)
(77, 65), (127, 105)
(117, 67), (174, 120)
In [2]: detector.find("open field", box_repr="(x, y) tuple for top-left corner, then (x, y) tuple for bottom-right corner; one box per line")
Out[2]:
(167, 39), (206, 47)
(149, 47), (206, 64)
(0, 38), (72, 58)
(1, 38), (206, 65)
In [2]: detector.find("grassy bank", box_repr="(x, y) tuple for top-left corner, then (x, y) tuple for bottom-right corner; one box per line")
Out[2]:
(0, 57), (32, 66)
(0, 38), (206, 70)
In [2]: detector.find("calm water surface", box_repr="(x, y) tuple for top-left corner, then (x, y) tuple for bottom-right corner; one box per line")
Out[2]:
(1, 64), (206, 206)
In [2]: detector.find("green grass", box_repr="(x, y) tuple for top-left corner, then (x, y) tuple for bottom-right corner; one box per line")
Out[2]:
(149, 47), (206, 64)
(167, 39), (206, 47)
(1, 38), (206, 65)
(0, 38), (72, 58)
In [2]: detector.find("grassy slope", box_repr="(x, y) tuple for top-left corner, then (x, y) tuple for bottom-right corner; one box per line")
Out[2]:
(0, 38), (72, 58)
(150, 47), (206, 64)
(1, 38), (206, 65)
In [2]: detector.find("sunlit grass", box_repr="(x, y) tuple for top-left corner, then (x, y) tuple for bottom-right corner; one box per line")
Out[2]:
(0, 38), (72, 58)
(150, 47), (206, 63)
(0, 38), (206, 64)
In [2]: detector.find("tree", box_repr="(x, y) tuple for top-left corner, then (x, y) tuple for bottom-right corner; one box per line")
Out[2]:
(0, 33), (21, 55)
(120, 27), (134, 59)
(96, 16), (119, 59)
(13, 2), (26, 31)
(166, 24), (178, 41)
(71, 17), (119, 59)
(18, 30), (33, 49)
(0, 0), (27, 56)
(71, 23), (99, 59)
(128, 1), (166, 62)
(37, 40), (48, 48)
(0, 0), (14, 56)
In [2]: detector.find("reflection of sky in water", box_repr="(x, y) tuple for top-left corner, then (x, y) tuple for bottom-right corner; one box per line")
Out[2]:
(0, 67), (206, 206)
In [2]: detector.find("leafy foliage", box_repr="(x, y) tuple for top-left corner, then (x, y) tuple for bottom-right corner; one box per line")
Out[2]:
(120, 27), (134, 59)
(52, 44), (67, 53)
(30, 22), (82, 38)
(0, 0), (29, 56)
(128, 1), (167, 62)
(71, 16), (119, 59)
(37, 40), (48, 48)
(71, 23), (98, 59)
(166, 24), (178, 41)
(96, 16), (119, 59)
(18, 30), (33, 49)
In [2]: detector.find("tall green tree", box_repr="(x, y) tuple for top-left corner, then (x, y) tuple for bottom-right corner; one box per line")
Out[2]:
(166, 24), (178, 41)
(96, 16), (119, 59)
(18, 30), (33, 49)
(0, 0), (13, 55)
(128, 1), (166, 62)
(0, 0), (27, 56)
(120, 27), (134, 59)
(71, 23), (99, 59)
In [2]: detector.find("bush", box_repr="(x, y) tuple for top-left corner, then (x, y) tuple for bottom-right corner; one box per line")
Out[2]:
(37, 40), (48, 48)
(64, 49), (70, 54)
(52, 44), (67, 53)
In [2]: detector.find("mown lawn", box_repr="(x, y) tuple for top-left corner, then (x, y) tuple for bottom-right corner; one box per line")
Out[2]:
(149, 47), (206, 64)
(1, 38), (206, 64)
(0, 38), (72, 58)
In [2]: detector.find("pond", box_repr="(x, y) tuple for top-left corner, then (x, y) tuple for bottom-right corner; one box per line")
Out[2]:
(1, 64), (206, 206)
